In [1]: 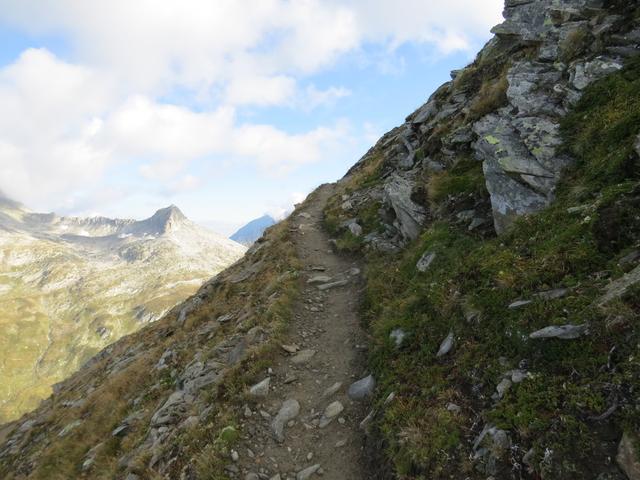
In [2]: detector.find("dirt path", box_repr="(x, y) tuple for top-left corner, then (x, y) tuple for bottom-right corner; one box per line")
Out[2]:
(233, 184), (370, 480)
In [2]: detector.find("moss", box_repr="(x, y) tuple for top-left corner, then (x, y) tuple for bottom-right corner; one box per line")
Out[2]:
(428, 157), (487, 204)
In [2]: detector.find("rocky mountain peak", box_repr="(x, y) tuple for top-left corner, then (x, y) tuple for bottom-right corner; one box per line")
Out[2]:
(143, 205), (189, 234)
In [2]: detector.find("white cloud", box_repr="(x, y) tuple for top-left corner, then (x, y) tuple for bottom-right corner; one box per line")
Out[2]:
(302, 85), (352, 111)
(0, 0), (504, 215)
(225, 74), (297, 107)
(0, 1), (503, 103)
(266, 191), (311, 220)
(0, 52), (351, 210)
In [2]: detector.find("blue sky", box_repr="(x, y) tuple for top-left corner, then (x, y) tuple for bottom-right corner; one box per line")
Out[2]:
(0, 0), (503, 235)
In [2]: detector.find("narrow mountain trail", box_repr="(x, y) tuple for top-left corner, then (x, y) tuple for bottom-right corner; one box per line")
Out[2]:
(234, 184), (371, 480)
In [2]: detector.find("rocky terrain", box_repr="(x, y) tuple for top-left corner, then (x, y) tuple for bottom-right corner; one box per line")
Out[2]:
(1, 0), (640, 479)
(0, 197), (245, 423)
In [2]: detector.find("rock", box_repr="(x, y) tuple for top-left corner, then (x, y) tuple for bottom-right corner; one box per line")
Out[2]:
(496, 378), (512, 398)
(155, 349), (176, 370)
(411, 99), (438, 124)
(270, 475), (282, 480)
(307, 275), (331, 285)
(534, 288), (569, 300)
(508, 299), (532, 309)
(181, 416), (199, 429)
(125, 474), (140, 480)
(359, 409), (375, 430)
(217, 313), (234, 323)
(58, 419), (82, 437)
(446, 403), (461, 413)
(180, 359), (224, 394)
(571, 57), (623, 90)
(619, 250), (640, 266)
(635, 134), (640, 158)
(436, 331), (454, 357)
(296, 464), (321, 480)
(468, 217), (487, 231)
(322, 382), (343, 398)
(348, 222), (363, 237)
(246, 326), (267, 344)
(281, 344), (299, 354)
(425, 159), (445, 172)
(231, 450), (239, 461)
(529, 324), (588, 340)
(319, 401), (344, 428)
(510, 369), (528, 383)
(474, 114), (553, 234)
(81, 442), (104, 472)
(473, 425), (512, 475)
(600, 264), (640, 305)
(249, 377), (270, 397)
(383, 172), (427, 242)
(111, 424), (129, 437)
(245, 474), (259, 480)
(390, 328), (406, 347)
(151, 390), (193, 427)
(271, 399), (300, 442)
(348, 375), (375, 401)
(227, 340), (247, 365)
(317, 279), (349, 291)
(617, 433), (640, 480)
(416, 252), (436, 272)
(290, 349), (316, 365)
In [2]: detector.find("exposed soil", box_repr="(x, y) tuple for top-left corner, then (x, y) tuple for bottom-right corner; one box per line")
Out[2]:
(233, 184), (371, 480)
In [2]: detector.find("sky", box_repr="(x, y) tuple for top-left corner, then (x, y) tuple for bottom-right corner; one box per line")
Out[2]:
(0, 0), (504, 235)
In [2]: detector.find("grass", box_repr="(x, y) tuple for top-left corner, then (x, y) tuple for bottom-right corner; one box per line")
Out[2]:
(467, 69), (509, 121)
(327, 54), (640, 478)
(427, 156), (487, 204)
(559, 27), (590, 63)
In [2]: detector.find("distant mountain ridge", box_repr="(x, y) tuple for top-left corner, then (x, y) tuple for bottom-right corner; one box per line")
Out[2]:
(0, 197), (246, 422)
(230, 214), (276, 245)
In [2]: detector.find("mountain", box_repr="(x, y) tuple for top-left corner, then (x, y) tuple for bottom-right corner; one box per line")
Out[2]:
(230, 214), (276, 245)
(0, 200), (245, 423)
(2, 1), (640, 479)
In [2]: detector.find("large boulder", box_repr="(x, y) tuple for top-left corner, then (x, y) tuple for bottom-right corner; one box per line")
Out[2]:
(617, 433), (640, 480)
(383, 172), (427, 242)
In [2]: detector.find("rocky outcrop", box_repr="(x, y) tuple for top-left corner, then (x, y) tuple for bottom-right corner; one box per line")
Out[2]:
(382, 170), (427, 241)
(339, 0), (638, 238)
(473, 0), (627, 232)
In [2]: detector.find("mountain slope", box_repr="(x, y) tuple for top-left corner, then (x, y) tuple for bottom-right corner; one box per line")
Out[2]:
(1, 1), (640, 479)
(0, 202), (245, 423)
(230, 215), (276, 246)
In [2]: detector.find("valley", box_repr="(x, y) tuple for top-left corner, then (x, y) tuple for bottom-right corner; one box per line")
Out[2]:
(0, 198), (245, 423)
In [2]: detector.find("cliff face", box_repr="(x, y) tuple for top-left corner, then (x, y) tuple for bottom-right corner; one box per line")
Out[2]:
(1, 1), (640, 479)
